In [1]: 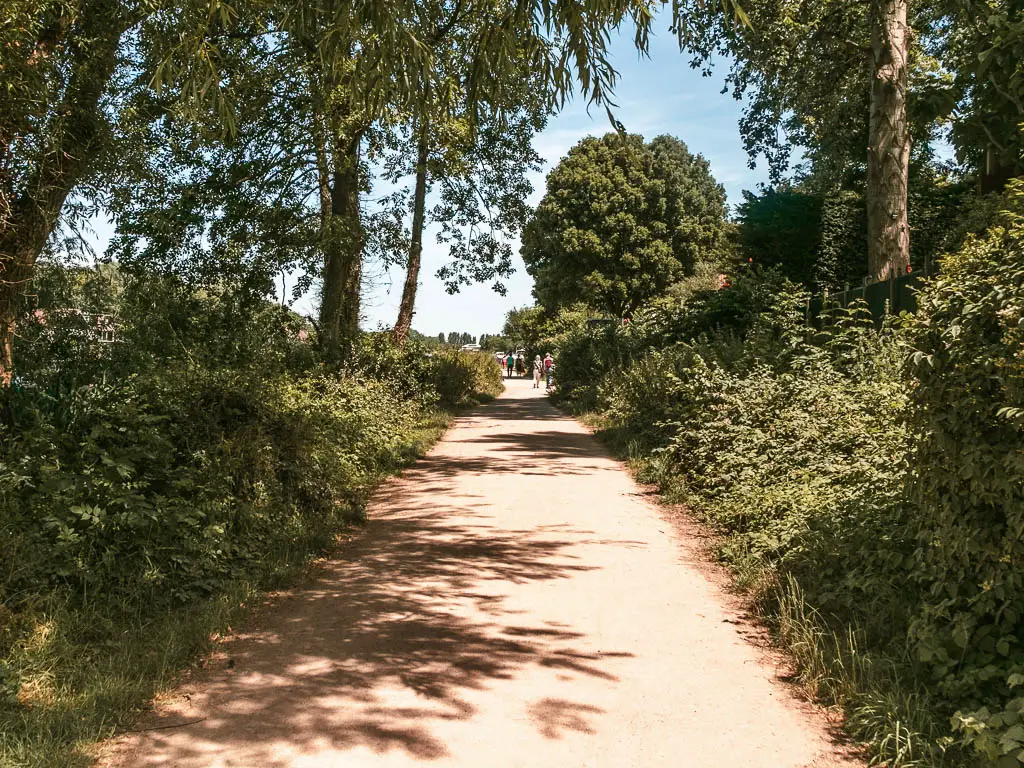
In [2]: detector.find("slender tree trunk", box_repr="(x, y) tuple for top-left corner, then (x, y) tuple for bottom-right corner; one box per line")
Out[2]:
(866, 0), (911, 283)
(0, 6), (125, 385)
(0, 238), (38, 387)
(313, 113), (332, 236)
(393, 119), (431, 345)
(318, 128), (365, 362)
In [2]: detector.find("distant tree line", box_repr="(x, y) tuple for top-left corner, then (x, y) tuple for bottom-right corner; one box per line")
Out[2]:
(435, 332), (478, 346)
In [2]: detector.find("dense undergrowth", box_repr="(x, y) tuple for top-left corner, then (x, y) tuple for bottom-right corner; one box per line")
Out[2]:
(552, 187), (1024, 767)
(0, 272), (502, 768)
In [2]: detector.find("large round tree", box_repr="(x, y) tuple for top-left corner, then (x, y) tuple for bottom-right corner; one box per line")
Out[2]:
(521, 133), (726, 317)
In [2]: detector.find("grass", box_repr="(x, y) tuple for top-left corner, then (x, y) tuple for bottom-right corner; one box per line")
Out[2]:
(0, 408), (453, 768)
(768, 576), (957, 767)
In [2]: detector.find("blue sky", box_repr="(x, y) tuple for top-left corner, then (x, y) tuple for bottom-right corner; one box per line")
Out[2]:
(361, 27), (772, 339)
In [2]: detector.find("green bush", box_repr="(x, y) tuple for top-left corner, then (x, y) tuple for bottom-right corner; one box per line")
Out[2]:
(903, 186), (1024, 764)
(657, 320), (914, 628)
(350, 332), (439, 404)
(553, 268), (809, 414)
(428, 350), (504, 408)
(594, 344), (705, 450)
(549, 322), (624, 411)
(554, 273), (958, 764)
(0, 366), (422, 610)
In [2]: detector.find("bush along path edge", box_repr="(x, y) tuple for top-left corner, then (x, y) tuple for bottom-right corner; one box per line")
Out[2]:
(544, 185), (1024, 768)
(0, 347), (504, 768)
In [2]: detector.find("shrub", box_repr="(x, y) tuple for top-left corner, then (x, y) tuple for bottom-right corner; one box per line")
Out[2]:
(428, 350), (504, 408)
(351, 332), (440, 404)
(548, 322), (624, 411)
(0, 366), (423, 610)
(552, 268), (810, 413)
(597, 344), (701, 449)
(657, 321), (914, 631)
(351, 336), (503, 409)
(903, 185), (1024, 764)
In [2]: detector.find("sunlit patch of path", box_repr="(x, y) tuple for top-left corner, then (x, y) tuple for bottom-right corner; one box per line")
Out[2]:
(103, 378), (861, 768)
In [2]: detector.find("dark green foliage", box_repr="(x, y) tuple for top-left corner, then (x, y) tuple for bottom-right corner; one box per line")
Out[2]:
(737, 169), (972, 293)
(479, 333), (511, 352)
(652, 320), (914, 633)
(521, 132), (726, 317)
(907, 169), (976, 274)
(0, 364), (441, 765)
(352, 332), (441, 404)
(817, 190), (868, 289)
(903, 186), (1024, 763)
(1, 369), (421, 608)
(551, 268), (804, 414)
(358, 332), (503, 408)
(548, 322), (623, 412)
(737, 188), (824, 285)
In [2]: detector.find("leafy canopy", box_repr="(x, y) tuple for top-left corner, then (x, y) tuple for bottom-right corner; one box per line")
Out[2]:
(521, 132), (726, 317)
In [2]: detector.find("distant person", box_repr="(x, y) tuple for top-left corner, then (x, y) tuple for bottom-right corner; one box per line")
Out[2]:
(532, 355), (543, 388)
(506, 352), (515, 379)
(515, 355), (525, 377)
(544, 353), (554, 389)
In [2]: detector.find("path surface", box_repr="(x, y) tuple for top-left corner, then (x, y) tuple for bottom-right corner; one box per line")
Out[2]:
(104, 380), (861, 768)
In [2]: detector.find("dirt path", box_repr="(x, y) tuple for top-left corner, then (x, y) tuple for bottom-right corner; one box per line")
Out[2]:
(103, 379), (861, 768)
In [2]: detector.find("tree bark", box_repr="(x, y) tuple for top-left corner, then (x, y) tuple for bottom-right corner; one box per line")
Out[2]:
(0, 3), (126, 385)
(393, 119), (431, 345)
(866, 0), (911, 283)
(317, 128), (365, 362)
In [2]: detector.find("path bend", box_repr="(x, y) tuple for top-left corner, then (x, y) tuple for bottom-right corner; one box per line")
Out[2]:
(103, 379), (861, 768)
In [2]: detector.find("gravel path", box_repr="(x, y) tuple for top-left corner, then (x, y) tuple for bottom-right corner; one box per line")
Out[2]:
(103, 379), (862, 767)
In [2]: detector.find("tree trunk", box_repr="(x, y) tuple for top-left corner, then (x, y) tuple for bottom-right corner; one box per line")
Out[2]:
(0, 240), (36, 387)
(318, 129), (365, 362)
(866, 0), (911, 283)
(393, 120), (431, 345)
(0, 5), (125, 385)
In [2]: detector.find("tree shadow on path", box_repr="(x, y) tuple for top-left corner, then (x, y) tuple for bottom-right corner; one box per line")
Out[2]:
(113, 388), (634, 766)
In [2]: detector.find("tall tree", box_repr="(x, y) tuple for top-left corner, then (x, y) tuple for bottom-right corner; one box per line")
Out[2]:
(674, 0), (914, 280)
(673, 0), (1021, 283)
(107, 29), (320, 300)
(522, 133), (726, 317)
(1, 0), (748, 381)
(736, 188), (826, 286)
(0, 0), (137, 385)
(866, 0), (910, 281)
(934, 0), (1024, 190)
(502, 305), (548, 354)
(389, 1), (549, 345)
